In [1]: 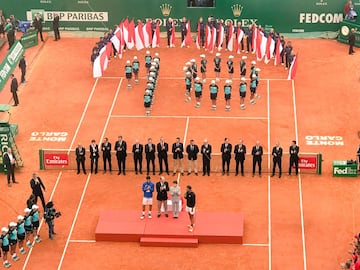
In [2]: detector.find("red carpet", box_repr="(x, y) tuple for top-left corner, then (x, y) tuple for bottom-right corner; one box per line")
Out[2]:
(95, 210), (244, 246)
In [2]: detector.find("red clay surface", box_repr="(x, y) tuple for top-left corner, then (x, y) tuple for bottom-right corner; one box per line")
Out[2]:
(0, 34), (358, 270)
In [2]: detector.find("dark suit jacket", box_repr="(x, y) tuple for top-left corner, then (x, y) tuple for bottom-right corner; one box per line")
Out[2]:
(132, 144), (143, 158)
(251, 146), (263, 159)
(349, 32), (355, 45)
(186, 144), (199, 160)
(234, 144), (246, 161)
(30, 177), (45, 195)
(221, 143), (232, 159)
(33, 17), (43, 31)
(157, 142), (168, 158)
(289, 145), (299, 158)
(114, 140), (127, 157)
(156, 181), (169, 201)
(18, 58), (26, 70)
(76, 147), (86, 161)
(89, 144), (99, 159)
(145, 143), (155, 160)
(272, 146), (283, 160)
(10, 78), (18, 92)
(3, 152), (13, 168)
(101, 142), (111, 158)
(172, 142), (184, 159)
(53, 15), (59, 28)
(201, 144), (212, 160)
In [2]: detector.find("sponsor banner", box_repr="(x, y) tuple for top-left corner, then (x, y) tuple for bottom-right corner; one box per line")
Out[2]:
(26, 10), (108, 22)
(20, 30), (39, 49)
(333, 166), (358, 176)
(298, 156), (317, 169)
(44, 153), (69, 166)
(0, 41), (25, 91)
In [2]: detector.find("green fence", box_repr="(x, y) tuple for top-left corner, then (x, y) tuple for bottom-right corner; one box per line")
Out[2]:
(1, 0), (347, 34)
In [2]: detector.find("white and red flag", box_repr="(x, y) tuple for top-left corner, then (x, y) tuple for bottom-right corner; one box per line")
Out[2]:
(93, 46), (108, 78)
(274, 38), (283, 66)
(181, 20), (192, 47)
(264, 36), (275, 64)
(170, 20), (175, 47)
(143, 20), (152, 48)
(287, 54), (298, 80)
(217, 22), (224, 51)
(196, 22), (201, 49)
(152, 22), (160, 48)
(206, 24), (212, 51)
(256, 30), (267, 61)
(227, 22), (234, 52)
(252, 24), (257, 54)
(235, 26), (244, 54)
(135, 21), (145, 50)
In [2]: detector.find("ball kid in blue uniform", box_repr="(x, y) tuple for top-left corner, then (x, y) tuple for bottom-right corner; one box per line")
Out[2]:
(125, 60), (133, 88)
(200, 54), (207, 83)
(194, 77), (203, 108)
(132, 56), (140, 84)
(16, 215), (26, 255)
(1, 227), (11, 268)
(227, 55), (234, 79)
(213, 53), (221, 82)
(209, 80), (219, 110)
(239, 77), (247, 109)
(224, 79), (232, 111)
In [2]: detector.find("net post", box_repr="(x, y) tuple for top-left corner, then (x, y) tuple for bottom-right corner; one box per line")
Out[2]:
(317, 153), (322, 174)
(39, 148), (44, 170)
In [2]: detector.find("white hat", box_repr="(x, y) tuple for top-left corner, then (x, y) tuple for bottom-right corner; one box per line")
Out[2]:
(151, 62), (156, 66)
(126, 60), (130, 64)
(211, 80), (216, 84)
(149, 71), (156, 76)
(150, 66), (156, 70)
(155, 52), (159, 56)
(133, 56), (138, 60)
(195, 77), (200, 81)
(154, 58), (159, 62)
(148, 77), (154, 81)
(229, 55), (234, 59)
(9, 222), (16, 227)
(251, 61), (256, 65)
(200, 54), (205, 58)
(190, 59), (196, 63)
(1, 227), (8, 233)
(252, 74), (257, 78)
(145, 90), (151, 94)
(146, 50), (150, 55)
(186, 62), (191, 66)
(17, 215), (24, 220)
(183, 67), (188, 71)
(32, 204), (39, 210)
(24, 208), (31, 213)
(242, 56), (247, 60)
(225, 79), (230, 84)
(215, 53), (221, 57)
(186, 71), (191, 75)
(255, 68), (261, 72)
(241, 77), (246, 81)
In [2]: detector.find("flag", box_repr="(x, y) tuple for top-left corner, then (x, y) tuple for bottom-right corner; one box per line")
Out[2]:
(110, 26), (121, 53)
(143, 20), (152, 48)
(93, 46), (108, 78)
(126, 19), (135, 50)
(287, 54), (298, 80)
(135, 21), (145, 50)
(170, 20), (175, 47)
(217, 22), (224, 51)
(206, 24), (212, 51)
(181, 20), (192, 47)
(252, 24), (257, 54)
(152, 22), (160, 48)
(227, 22), (234, 52)
(196, 22), (201, 49)
(264, 36), (275, 64)
(256, 30), (267, 61)
(235, 26), (244, 54)
(274, 38), (283, 66)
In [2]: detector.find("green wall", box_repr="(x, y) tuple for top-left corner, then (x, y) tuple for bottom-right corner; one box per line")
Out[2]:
(1, 0), (347, 33)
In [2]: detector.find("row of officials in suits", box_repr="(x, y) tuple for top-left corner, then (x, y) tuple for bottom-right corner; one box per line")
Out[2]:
(75, 136), (300, 178)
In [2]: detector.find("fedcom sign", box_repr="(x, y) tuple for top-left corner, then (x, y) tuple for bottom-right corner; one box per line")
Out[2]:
(299, 13), (343, 23)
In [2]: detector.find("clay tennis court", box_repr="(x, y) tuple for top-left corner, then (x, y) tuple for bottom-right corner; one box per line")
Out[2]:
(0, 33), (359, 270)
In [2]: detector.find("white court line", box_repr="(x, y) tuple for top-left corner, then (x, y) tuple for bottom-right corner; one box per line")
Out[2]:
(266, 79), (272, 270)
(177, 116), (190, 184)
(243, 243), (270, 247)
(101, 76), (290, 81)
(291, 79), (307, 270)
(57, 78), (123, 270)
(68, 240), (96, 243)
(111, 115), (268, 120)
(22, 172), (62, 270)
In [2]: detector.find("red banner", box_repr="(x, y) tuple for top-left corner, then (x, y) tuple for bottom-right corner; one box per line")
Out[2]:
(297, 156), (317, 169)
(44, 153), (69, 166)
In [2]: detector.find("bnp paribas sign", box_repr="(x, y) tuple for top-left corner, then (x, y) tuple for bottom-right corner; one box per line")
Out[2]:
(26, 9), (108, 22)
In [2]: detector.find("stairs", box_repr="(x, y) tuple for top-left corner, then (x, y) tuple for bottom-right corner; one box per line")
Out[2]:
(140, 237), (198, 248)
(9, 129), (23, 167)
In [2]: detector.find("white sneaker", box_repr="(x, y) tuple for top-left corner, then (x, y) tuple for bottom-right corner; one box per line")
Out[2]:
(140, 214), (145, 219)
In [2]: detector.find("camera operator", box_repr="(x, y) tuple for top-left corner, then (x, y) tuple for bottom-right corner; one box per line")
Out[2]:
(44, 201), (61, 240)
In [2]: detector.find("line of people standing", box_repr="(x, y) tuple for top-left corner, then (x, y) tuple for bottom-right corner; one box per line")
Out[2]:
(75, 137), (300, 176)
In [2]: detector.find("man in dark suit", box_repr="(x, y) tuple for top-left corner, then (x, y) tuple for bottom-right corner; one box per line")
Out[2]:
(145, 138), (156, 175)
(115, 135), (127, 175)
(132, 139), (143, 174)
(201, 139), (212, 176)
(221, 138), (232, 175)
(251, 141), (263, 177)
(33, 13), (44, 42)
(10, 74), (19, 106)
(234, 139), (246, 176)
(76, 143), (86, 174)
(53, 13), (60, 41)
(3, 148), (18, 186)
(172, 137), (184, 176)
(101, 137), (112, 173)
(157, 137), (169, 175)
(271, 141), (283, 178)
(89, 139), (99, 174)
(289, 140), (299, 175)
(156, 176), (169, 218)
(30, 172), (46, 209)
(348, 28), (356, 55)
(186, 139), (199, 175)
(18, 55), (26, 83)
